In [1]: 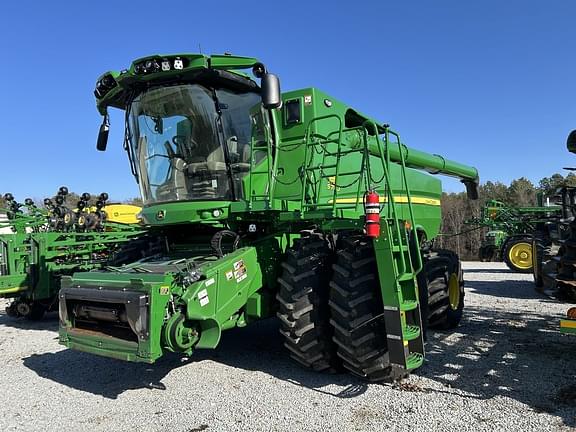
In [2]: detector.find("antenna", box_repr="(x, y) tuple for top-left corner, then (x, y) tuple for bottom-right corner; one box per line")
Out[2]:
(198, 43), (203, 55)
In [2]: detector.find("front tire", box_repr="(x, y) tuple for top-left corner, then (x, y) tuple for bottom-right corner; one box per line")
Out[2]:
(328, 236), (405, 382)
(276, 232), (340, 372)
(26, 302), (47, 321)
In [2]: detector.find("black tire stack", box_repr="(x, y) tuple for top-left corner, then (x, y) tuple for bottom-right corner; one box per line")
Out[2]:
(328, 236), (404, 382)
(277, 233), (466, 382)
(276, 232), (340, 371)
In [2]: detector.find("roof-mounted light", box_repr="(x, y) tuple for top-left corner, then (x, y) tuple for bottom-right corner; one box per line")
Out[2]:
(94, 73), (118, 99)
(173, 57), (184, 70)
(134, 56), (187, 75)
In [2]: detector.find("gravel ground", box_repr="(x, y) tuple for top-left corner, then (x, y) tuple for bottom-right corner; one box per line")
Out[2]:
(0, 261), (574, 432)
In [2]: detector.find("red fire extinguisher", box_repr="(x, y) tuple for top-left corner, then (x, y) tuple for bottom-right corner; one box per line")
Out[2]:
(364, 190), (380, 238)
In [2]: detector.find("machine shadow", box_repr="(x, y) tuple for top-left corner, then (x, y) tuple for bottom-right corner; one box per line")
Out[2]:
(465, 278), (552, 300)
(192, 319), (369, 398)
(22, 318), (368, 400)
(23, 349), (187, 399)
(420, 305), (576, 427)
(463, 268), (516, 274)
(0, 311), (59, 331)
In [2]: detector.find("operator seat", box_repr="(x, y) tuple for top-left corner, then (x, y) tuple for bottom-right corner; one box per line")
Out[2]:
(186, 147), (227, 199)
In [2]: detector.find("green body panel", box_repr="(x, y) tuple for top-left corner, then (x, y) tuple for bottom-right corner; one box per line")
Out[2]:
(59, 53), (480, 373)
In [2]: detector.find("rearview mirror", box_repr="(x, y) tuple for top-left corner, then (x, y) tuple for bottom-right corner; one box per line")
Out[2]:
(96, 116), (109, 152)
(261, 73), (282, 110)
(567, 129), (576, 154)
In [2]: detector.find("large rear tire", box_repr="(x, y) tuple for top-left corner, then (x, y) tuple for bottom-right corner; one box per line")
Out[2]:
(328, 236), (405, 382)
(503, 237), (533, 273)
(557, 223), (576, 302)
(26, 302), (47, 321)
(532, 235), (544, 288)
(422, 250), (465, 330)
(276, 232), (340, 372)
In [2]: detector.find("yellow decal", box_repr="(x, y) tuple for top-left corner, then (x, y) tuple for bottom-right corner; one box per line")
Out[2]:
(0, 286), (27, 294)
(560, 319), (576, 329)
(329, 196), (441, 206)
(327, 176), (341, 191)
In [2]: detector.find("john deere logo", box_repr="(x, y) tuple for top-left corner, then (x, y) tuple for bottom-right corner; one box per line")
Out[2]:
(156, 210), (165, 220)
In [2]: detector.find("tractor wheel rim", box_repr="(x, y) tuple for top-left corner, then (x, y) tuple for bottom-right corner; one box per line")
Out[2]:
(448, 273), (460, 311)
(509, 242), (533, 270)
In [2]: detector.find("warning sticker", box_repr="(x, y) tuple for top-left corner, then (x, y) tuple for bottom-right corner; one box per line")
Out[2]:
(233, 260), (244, 271)
(198, 289), (209, 306)
(234, 265), (247, 283)
(159, 286), (170, 295)
(205, 278), (215, 287)
(225, 271), (234, 281)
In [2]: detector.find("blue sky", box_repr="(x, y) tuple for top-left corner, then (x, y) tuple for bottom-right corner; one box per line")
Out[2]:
(1, 1), (575, 201)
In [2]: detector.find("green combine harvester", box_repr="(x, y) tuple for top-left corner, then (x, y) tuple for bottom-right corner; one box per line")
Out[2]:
(0, 188), (144, 319)
(465, 199), (560, 272)
(58, 53), (479, 381)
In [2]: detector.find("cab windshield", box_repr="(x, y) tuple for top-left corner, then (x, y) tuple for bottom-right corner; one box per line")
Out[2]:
(127, 84), (263, 205)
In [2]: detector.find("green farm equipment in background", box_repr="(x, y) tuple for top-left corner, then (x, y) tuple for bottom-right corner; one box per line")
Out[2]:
(465, 199), (560, 272)
(58, 53), (479, 381)
(0, 187), (145, 320)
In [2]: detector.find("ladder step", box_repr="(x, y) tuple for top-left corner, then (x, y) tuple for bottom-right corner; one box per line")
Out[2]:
(403, 325), (421, 341)
(400, 300), (418, 311)
(392, 245), (409, 253)
(406, 352), (424, 370)
(398, 273), (415, 282)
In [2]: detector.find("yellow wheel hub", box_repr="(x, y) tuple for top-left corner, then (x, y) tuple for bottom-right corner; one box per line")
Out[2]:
(508, 242), (533, 270)
(448, 273), (460, 311)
